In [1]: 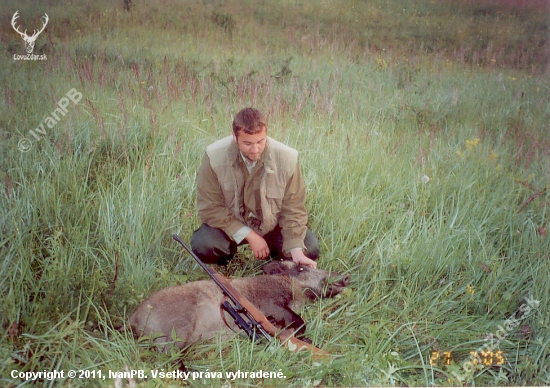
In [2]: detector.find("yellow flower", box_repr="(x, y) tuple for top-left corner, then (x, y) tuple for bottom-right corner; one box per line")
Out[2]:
(375, 57), (388, 69)
(465, 137), (480, 151)
(467, 285), (475, 295)
(487, 150), (498, 162)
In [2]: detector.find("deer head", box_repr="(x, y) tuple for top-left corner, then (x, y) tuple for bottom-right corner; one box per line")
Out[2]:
(11, 11), (49, 54)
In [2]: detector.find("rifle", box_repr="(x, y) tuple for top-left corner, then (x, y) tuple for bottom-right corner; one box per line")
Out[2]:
(172, 234), (329, 359)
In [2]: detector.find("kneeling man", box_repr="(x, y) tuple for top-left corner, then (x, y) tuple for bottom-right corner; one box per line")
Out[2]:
(191, 107), (319, 268)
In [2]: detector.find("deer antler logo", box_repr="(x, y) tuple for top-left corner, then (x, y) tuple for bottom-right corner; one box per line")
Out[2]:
(11, 11), (49, 54)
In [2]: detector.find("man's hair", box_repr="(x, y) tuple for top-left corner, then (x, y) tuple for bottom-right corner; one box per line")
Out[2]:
(232, 108), (267, 137)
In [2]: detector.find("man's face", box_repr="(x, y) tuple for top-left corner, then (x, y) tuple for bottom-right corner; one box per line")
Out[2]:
(233, 128), (267, 163)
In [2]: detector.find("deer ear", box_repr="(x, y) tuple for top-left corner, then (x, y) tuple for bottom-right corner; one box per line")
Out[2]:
(262, 261), (289, 275)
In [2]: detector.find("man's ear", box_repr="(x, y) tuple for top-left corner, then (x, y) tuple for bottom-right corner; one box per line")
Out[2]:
(232, 132), (238, 143)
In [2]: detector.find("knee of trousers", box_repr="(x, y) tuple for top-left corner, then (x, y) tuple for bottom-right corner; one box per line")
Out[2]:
(304, 229), (321, 260)
(191, 224), (236, 264)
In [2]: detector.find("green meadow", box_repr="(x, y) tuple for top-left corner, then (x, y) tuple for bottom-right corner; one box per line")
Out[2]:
(1, 0), (549, 386)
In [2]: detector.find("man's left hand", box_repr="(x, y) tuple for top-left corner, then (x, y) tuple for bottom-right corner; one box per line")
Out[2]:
(290, 249), (317, 268)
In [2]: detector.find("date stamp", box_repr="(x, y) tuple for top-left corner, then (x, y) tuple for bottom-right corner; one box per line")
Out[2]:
(430, 350), (506, 367)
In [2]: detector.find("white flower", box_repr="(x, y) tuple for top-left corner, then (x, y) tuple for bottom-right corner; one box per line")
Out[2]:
(421, 174), (430, 183)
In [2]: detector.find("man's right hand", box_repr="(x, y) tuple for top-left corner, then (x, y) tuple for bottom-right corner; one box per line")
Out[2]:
(245, 230), (270, 260)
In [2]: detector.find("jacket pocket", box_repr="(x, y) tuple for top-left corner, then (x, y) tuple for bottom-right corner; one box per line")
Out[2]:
(220, 181), (240, 216)
(266, 186), (285, 216)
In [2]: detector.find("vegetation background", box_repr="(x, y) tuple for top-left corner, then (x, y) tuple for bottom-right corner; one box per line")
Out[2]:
(1, 0), (549, 386)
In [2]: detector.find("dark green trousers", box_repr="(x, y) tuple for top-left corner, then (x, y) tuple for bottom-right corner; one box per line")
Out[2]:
(191, 224), (320, 265)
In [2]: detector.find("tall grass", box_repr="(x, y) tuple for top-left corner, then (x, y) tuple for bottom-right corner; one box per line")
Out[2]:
(1, 0), (549, 386)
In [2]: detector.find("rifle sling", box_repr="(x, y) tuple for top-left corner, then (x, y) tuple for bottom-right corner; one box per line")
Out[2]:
(220, 296), (232, 331)
(217, 275), (236, 332)
(218, 280), (252, 336)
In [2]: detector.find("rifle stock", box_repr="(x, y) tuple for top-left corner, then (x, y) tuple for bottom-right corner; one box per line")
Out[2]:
(172, 234), (329, 359)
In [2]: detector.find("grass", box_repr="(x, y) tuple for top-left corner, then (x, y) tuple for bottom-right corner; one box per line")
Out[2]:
(1, 0), (549, 386)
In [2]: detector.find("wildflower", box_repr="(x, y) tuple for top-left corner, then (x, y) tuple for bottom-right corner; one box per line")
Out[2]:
(467, 285), (475, 295)
(465, 137), (480, 151)
(421, 174), (430, 184)
(487, 150), (498, 162)
(376, 56), (388, 69)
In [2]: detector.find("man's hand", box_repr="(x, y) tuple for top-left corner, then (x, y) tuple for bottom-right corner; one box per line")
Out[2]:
(290, 249), (317, 268)
(245, 230), (270, 260)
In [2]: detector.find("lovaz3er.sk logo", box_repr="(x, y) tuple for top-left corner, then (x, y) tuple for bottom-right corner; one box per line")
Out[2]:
(11, 10), (48, 61)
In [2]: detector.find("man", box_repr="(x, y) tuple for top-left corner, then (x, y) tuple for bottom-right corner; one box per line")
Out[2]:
(191, 107), (319, 268)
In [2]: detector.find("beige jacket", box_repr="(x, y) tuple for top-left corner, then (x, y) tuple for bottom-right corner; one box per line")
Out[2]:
(196, 136), (308, 252)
